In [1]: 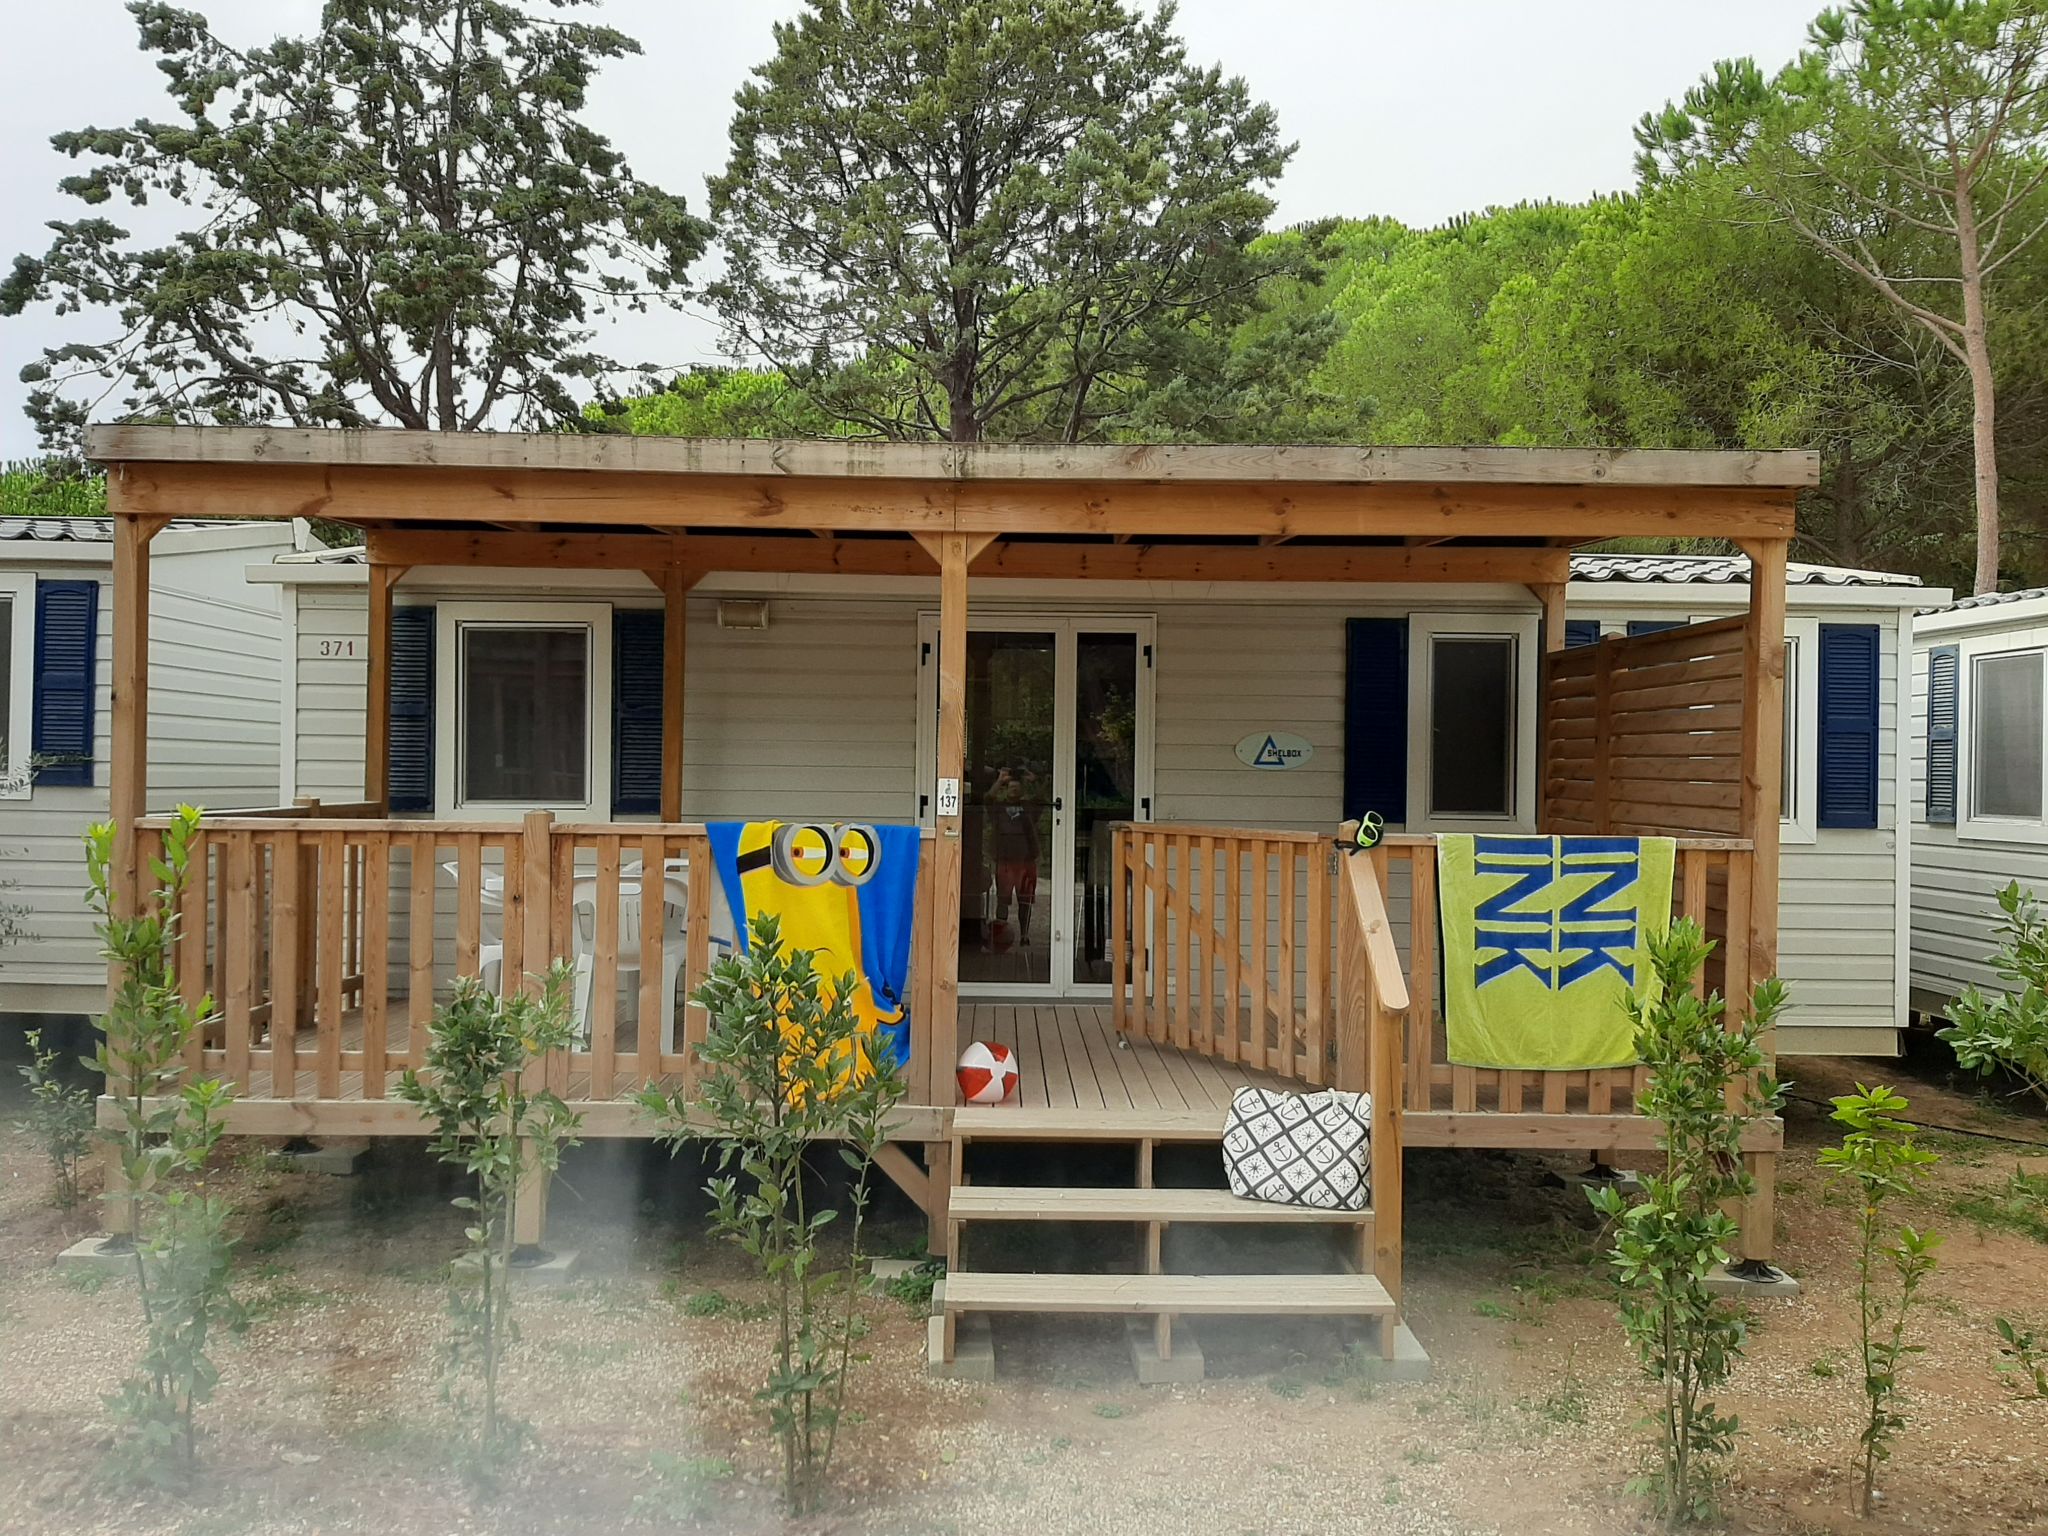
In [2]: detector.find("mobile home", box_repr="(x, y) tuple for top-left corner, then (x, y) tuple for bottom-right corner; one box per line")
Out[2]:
(0, 516), (296, 1025)
(88, 427), (1818, 1371)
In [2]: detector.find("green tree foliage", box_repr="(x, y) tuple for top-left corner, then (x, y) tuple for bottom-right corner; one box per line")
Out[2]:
(1941, 880), (2048, 1110)
(85, 808), (244, 1480)
(1640, 0), (2048, 593)
(2, 1), (709, 449)
(396, 968), (581, 1477)
(0, 457), (107, 518)
(1819, 1085), (1941, 1516)
(17, 1028), (94, 1207)
(639, 915), (906, 1515)
(708, 0), (1294, 443)
(1587, 920), (1787, 1528)
(586, 367), (847, 440)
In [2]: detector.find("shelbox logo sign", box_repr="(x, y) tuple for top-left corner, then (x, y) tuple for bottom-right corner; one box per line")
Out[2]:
(1234, 731), (1314, 770)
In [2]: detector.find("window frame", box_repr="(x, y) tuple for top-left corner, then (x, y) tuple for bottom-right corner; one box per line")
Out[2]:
(1405, 611), (1539, 832)
(1781, 617), (1820, 846)
(0, 572), (32, 800)
(433, 601), (613, 820)
(1957, 627), (2048, 845)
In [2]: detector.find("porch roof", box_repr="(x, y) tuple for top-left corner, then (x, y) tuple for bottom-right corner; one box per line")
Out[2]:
(85, 426), (1808, 559)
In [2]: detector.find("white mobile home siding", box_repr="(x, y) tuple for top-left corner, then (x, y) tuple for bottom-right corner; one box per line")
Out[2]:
(1908, 599), (2048, 1008)
(276, 569), (1914, 1055)
(0, 527), (292, 1017)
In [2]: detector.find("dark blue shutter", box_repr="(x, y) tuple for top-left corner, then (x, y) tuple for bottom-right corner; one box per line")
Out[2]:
(387, 605), (435, 813)
(1626, 619), (1684, 637)
(1564, 619), (1602, 648)
(612, 607), (665, 816)
(1925, 642), (1959, 826)
(1818, 623), (1880, 830)
(31, 579), (97, 787)
(1344, 617), (1407, 827)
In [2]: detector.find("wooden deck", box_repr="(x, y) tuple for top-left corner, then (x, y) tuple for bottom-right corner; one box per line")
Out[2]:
(964, 1002), (1286, 1117)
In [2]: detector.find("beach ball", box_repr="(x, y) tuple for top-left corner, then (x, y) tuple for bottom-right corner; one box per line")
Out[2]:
(956, 1041), (1019, 1105)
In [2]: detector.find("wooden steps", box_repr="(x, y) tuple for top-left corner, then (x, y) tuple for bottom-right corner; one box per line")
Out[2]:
(949, 1184), (1372, 1226)
(944, 1271), (1394, 1318)
(951, 1107), (1228, 1141)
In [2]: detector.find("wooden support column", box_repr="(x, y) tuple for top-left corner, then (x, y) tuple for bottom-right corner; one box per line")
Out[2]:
(361, 563), (405, 812)
(1736, 536), (1788, 1266)
(656, 567), (699, 823)
(1530, 582), (1567, 828)
(513, 809), (557, 1251)
(108, 510), (160, 923)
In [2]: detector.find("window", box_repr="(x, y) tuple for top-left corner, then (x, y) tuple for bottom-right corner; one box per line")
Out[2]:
(1407, 613), (1538, 830)
(435, 603), (612, 816)
(0, 573), (31, 799)
(1971, 650), (2044, 820)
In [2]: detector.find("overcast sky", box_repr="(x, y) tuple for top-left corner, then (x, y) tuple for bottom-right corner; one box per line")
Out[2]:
(0, 0), (1818, 457)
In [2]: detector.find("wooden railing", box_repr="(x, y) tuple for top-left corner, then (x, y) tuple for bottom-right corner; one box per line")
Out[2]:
(1108, 823), (1755, 1117)
(1109, 824), (1333, 1085)
(136, 813), (941, 1107)
(1337, 845), (1407, 1312)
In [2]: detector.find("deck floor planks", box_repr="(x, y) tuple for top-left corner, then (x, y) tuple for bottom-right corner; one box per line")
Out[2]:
(1061, 1002), (1140, 1110)
(1029, 1004), (1082, 1113)
(1052, 1003), (1117, 1111)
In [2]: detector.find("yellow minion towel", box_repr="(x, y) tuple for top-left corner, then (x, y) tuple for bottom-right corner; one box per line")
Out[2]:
(1438, 835), (1675, 1071)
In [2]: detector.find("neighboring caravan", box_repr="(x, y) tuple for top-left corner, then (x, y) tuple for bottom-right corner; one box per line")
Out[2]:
(0, 516), (297, 1024)
(1910, 589), (2048, 1016)
(251, 546), (1934, 1060)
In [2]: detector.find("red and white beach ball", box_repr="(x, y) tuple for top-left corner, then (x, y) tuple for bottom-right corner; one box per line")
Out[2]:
(956, 1041), (1019, 1105)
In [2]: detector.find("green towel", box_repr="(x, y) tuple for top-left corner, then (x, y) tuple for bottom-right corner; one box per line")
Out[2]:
(1438, 835), (1676, 1071)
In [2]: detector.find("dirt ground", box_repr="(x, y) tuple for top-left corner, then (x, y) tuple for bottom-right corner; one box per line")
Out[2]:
(3, 1044), (2046, 1536)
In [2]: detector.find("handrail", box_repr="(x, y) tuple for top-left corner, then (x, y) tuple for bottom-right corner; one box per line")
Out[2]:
(1337, 851), (1409, 1014)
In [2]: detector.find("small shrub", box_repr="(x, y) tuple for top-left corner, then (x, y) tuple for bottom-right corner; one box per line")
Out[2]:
(1821, 1085), (1941, 1517)
(1941, 882), (2048, 1111)
(17, 1027), (93, 1206)
(882, 1258), (943, 1313)
(1587, 918), (1787, 1529)
(638, 914), (907, 1516)
(1994, 1316), (2048, 1398)
(86, 810), (244, 1480)
(395, 966), (582, 1480)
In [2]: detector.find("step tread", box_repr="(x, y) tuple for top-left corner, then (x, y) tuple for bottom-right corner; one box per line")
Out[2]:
(952, 1108), (1227, 1141)
(949, 1185), (1371, 1223)
(944, 1271), (1394, 1316)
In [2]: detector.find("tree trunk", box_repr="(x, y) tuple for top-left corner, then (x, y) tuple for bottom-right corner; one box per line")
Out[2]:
(1956, 170), (2001, 595)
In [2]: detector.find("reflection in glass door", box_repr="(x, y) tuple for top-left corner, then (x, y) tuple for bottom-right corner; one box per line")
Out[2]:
(962, 632), (1056, 989)
(922, 617), (1153, 995)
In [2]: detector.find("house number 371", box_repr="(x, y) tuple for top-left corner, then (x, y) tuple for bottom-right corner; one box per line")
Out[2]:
(317, 639), (357, 657)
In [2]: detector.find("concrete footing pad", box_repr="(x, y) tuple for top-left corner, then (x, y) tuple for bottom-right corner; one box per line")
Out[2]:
(868, 1256), (924, 1294)
(925, 1309), (995, 1382)
(453, 1248), (582, 1287)
(1127, 1317), (1204, 1384)
(1705, 1262), (1802, 1298)
(1351, 1322), (1434, 1382)
(55, 1236), (138, 1274)
(276, 1142), (366, 1176)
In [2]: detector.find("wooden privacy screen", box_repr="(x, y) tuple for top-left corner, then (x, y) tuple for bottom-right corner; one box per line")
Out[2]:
(1543, 615), (1749, 839)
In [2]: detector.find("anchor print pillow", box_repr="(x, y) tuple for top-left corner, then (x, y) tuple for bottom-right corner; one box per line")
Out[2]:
(1221, 1086), (1372, 1211)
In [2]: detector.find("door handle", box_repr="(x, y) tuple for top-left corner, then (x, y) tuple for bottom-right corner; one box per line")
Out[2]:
(1052, 796), (1064, 812)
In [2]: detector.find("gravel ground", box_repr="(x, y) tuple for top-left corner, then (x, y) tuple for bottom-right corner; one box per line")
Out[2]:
(3, 1050), (2046, 1536)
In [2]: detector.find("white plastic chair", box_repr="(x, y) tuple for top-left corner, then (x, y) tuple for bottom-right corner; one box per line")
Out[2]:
(569, 875), (692, 1052)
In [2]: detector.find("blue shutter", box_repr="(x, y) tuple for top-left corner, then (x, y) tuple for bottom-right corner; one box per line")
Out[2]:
(1344, 617), (1407, 827)
(31, 579), (97, 787)
(612, 607), (665, 817)
(1818, 623), (1881, 830)
(1626, 619), (1684, 637)
(1563, 619), (1602, 649)
(1925, 643), (1959, 826)
(387, 606), (435, 813)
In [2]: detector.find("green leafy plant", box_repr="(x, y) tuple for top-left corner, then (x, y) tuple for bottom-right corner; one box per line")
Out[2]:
(17, 1027), (93, 1206)
(1941, 882), (2048, 1111)
(1586, 918), (1787, 1528)
(84, 809), (244, 1479)
(638, 914), (907, 1516)
(396, 968), (582, 1478)
(1819, 1085), (1942, 1517)
(1994, 1316), (2048, 1398)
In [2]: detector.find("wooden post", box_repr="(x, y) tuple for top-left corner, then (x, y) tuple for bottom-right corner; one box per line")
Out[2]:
(658, 567), (696, 823)
(932, 534), (968, 1059)
(102, 507), (160, 1237)
(513, 809), (557, 1251)
(1531, 582), (1566, 829)
(1736, 536), (1789, 1265)
(362, 563), (403, 812)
